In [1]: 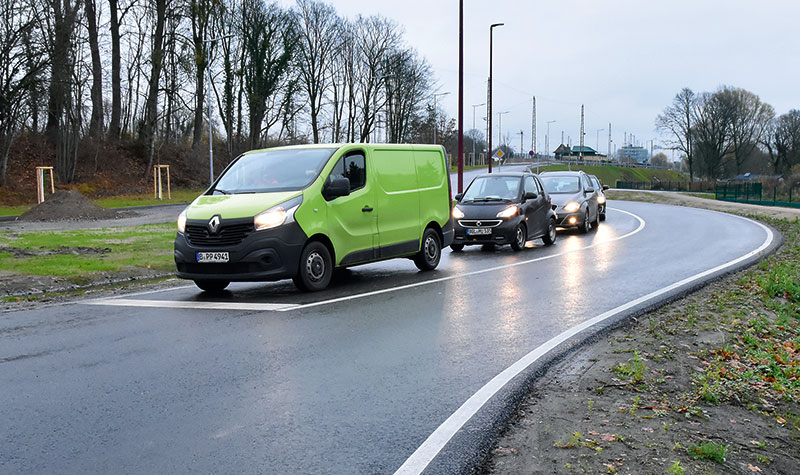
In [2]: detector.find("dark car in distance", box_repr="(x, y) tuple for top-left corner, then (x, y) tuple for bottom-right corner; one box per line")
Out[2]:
(451, 172), (557, 251)
(539, 171), (600, 233)
(588, 174), (609, 221)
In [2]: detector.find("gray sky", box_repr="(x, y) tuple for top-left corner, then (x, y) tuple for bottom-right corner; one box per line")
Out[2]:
(326, 0), (800, 158)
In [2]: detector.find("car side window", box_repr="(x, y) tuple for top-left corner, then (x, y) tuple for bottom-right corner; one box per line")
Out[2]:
(329, 151), (366, 192)
(524, 176), (537, 195)
(583, 174), (593, 191)
(591, 177), (601, 189)
(534, 177), (544, 195)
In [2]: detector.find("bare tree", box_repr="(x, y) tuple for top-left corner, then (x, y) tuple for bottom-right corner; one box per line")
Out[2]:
(140, 0), (169, 171)
(241, 0), (295, 148)
(295, 0), (338, 143)
(189, 0), (218, 150)
(763, 110), (800, 175)
(692, 91), (732, 179)
(716, 87), (774, 175)
(0, 0), (47, 185)
(383, 48), (431, 143)
(656, 88), (696, 182)
(354, 15), (398, 142)
(84, 0), (103, 137)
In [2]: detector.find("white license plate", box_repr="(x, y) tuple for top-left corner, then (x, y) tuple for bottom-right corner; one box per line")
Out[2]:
(467, 228), (492, 236)
(196, 252), (229, 263)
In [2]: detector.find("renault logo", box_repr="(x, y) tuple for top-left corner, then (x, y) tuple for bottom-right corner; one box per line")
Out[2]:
(208, 215), (221, 234)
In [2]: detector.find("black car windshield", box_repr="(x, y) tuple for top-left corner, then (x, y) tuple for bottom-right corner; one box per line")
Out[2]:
(211, 148), (336, 194)
(462, 176), (521, 202)
(540, 176), (580, 194)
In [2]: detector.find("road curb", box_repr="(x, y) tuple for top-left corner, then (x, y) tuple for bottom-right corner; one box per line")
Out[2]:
(407, 217), (783, 475)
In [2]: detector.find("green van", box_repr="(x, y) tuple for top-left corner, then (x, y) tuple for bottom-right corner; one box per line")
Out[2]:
(174, 144), (454, 292)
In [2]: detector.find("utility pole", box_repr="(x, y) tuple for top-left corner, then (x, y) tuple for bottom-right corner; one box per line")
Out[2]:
(488, 22), (504, 173)
(518, 130), (524, 156)
(579, 104), (585, 161)
(457, 0), (464, 191)
(546, 120), (556, 159)
(472, 102), (485, 166)
(432, 91), (450, 144)
(596, 128), (605, 153)
(203, 34), (234, 185)
(608, 123), (612, 160)
(531, 97), (536, 156)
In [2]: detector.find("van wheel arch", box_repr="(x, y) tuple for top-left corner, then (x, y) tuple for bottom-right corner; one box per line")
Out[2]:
(423, 221), (443, 249)
(306, 233), (336, 265)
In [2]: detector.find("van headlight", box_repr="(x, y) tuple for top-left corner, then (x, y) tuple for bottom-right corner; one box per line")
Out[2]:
(177, 209), (187, 233)
(563, 202), (580, 213)
(496, 205), (519, 218)
(452, 206), (465, 219)
(254, 196), (303, 231)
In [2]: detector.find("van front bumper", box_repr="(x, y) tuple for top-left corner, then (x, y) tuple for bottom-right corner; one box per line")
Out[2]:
(174, 220), (307, 282)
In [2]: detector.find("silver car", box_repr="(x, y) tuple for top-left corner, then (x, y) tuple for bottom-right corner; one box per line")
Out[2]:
(539, 171), (600, 233)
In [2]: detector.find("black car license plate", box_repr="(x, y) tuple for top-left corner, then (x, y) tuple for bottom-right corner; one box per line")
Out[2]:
(466, 228), (491, 236)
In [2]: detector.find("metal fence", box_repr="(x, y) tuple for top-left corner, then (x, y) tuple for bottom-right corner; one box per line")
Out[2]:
(615, 181), (708, 192)
(715, 182), (800, 208)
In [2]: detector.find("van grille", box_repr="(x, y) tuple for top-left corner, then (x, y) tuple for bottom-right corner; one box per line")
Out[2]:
(186, 222), (253, 247)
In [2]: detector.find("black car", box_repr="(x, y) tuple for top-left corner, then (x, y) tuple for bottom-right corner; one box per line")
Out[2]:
(588, 174), (609, 221)
(451, 172), (557, 251)
(539, 171), (600, 233)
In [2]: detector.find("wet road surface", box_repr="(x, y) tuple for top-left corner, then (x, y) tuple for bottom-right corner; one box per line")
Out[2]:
(0, 200), (773, 474)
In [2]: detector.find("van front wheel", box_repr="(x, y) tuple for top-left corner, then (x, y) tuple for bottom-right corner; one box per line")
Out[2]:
(414, 228), (441, 271)
(293, 241), (333, 292)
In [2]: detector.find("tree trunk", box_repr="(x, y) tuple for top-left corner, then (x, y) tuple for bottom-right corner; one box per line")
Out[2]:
(45, 0), (79, 145)
(142, 0), (167, 172)
(85, 0), (104, 138)
(108, 0), (121, 138)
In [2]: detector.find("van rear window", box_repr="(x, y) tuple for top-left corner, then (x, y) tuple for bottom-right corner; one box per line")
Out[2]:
(211, 148), (336, 194)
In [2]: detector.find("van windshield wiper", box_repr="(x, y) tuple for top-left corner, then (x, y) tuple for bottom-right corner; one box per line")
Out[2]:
(211, 188), (232, 195)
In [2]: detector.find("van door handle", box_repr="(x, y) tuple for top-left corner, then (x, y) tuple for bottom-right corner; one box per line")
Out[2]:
(362, 206), (373, 212)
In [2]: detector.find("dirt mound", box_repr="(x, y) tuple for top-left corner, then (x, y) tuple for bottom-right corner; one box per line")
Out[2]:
(18, 190), (124, 221)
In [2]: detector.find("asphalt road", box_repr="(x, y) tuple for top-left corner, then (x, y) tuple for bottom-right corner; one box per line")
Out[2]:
(0, 200), (774, 474)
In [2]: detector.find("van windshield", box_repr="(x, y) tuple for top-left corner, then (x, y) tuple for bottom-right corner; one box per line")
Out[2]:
(211, 148), (337, 194)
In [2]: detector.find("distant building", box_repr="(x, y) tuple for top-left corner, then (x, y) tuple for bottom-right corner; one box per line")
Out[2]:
(618, 145), (649, 164)
(571, 145), (599, 156)
(553, 144), (571, 159)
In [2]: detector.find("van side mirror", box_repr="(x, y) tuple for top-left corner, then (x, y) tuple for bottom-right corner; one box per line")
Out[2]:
(602, 185), (609, 191)
(454, 193), (463, 201)
(523, 191), (537, 200)
(323, 177), (351, 200)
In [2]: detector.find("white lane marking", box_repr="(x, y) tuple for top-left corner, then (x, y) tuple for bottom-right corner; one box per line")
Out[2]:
(84, 299), (298, 312)
(394, 215), (774, 475)
(278, 207), (645, 312)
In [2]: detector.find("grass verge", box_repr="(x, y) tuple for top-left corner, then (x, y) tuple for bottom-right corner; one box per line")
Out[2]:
(0, 188), (204, 216)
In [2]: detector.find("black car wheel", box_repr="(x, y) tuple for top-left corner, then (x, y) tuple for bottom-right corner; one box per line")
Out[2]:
(450, 243), (465, 252)
(414, 228), (441, 271)
(194, 280), (230, 293)
(511, 222), (526, 251)
(542, 218), (557, 246)
(581, 209), (592, 233)
(293, 241), (333, 292)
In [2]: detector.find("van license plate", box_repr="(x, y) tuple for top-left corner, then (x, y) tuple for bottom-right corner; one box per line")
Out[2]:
(467, 228), (492, 236)
(197, 252), (229, 263)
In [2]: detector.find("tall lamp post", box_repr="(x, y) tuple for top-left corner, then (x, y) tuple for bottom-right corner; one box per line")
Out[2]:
(546, 120), (556, 158)
(487, 22), (504, 173)
(432, 91), (450, 144)
(497, 110), (509, 170)
(596, 128), (605, 154)
(472, 102), (485, 166)
(203, 34), (233, 185)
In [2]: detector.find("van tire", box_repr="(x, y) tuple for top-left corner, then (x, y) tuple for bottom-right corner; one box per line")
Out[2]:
(414, 228), (441, 271)
(194, 280), (230, 293)
(293, 241), (333, 292)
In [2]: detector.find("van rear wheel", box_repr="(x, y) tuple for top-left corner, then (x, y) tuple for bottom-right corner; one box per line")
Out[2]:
(414, 228), (441, 271)
(293, 241), (333, 292)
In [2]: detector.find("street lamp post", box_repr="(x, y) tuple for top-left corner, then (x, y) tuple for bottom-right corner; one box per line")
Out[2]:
(203, 34), (234, 185)
(432, 92), (450, 144)
(546, 120), (556, 159)
(488, 22), (504, 173)
(472, 102), (485, 166)
(497, 110), (509, 170)
(596, 128), (605, 154)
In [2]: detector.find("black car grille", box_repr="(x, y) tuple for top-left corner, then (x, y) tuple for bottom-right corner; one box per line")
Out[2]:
(185, 222), (253, 247)
(458, 219), (502, 228)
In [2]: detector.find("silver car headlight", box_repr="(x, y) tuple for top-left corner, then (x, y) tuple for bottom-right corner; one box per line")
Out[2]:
(563, 202), (580, 213)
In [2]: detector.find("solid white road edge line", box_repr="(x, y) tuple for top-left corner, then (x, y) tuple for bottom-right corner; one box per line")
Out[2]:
(83, 299), (298, 311)
(393, 215), (774, 475)
(279, 208), (646, 312)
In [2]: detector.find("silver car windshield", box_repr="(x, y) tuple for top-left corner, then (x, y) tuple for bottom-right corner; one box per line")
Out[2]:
(540, 176), (580, 194)
(462, 176), (521, 202)
(212, 148), (337, 194)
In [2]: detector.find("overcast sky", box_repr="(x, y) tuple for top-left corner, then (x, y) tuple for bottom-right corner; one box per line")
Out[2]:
(302, 1), (800, 158)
